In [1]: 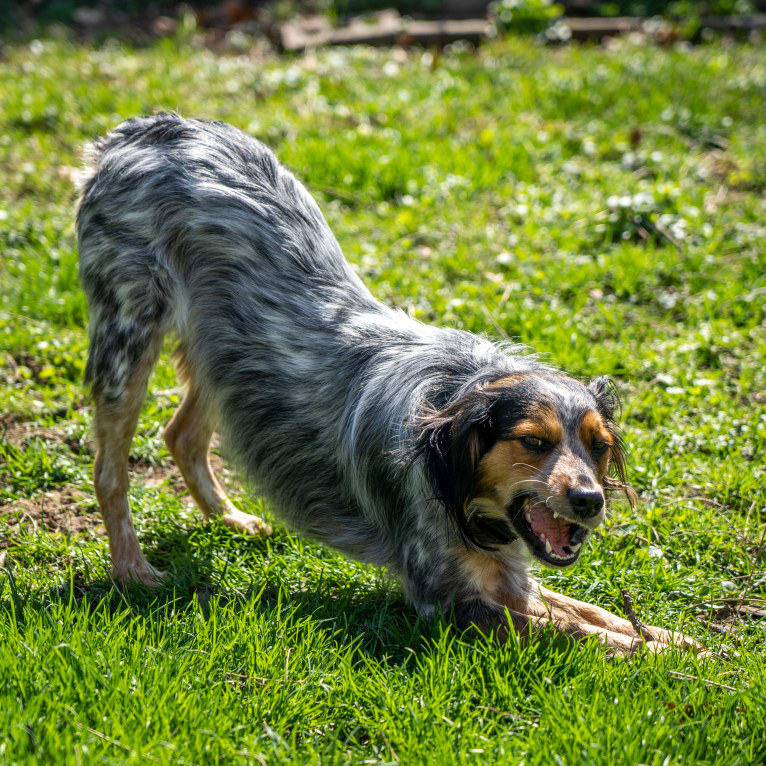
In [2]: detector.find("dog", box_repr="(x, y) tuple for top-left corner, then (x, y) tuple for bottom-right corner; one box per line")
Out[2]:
(77, 113), (698, 654)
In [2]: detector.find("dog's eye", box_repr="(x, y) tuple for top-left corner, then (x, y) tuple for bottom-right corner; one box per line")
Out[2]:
(592, 439), (609, 453)
(521, 435), (549, 452)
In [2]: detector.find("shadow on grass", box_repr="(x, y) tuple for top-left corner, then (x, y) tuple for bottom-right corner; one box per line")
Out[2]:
(2, 520), (438, 664)
(3, 519), (589, 677)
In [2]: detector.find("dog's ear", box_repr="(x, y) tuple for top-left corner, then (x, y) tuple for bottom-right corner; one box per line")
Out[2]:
(588, 376), (634, 503)
(413, 390), (501, 548)
(588, 375), (620, 421)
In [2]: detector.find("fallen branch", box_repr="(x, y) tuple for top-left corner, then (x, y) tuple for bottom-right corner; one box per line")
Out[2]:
(279, 11), (492, 52)
(668, 670), (737, 693)
(690, 596), (766, 610)
(621, 588), (656, 642)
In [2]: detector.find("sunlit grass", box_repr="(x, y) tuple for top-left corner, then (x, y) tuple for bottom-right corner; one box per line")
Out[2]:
(0, 34), (764, 764)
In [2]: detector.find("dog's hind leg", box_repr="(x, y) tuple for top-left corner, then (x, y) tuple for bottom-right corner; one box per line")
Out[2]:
(164, 349), (272, 537)
(91, 332), (167, 587)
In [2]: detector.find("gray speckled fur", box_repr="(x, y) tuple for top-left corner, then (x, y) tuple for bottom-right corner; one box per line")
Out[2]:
(76, 113), (576, 617)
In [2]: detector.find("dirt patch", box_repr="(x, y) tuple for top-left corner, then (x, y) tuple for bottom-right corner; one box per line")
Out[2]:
(695, 599), (766, 639)
(0, 431), (248, 546)
(1, 419), (92, 455)
(0, 412), (23, 431)
(136, 450), (245, 500)
(0, 487), (103, 546)
(3, 421), (67, 446)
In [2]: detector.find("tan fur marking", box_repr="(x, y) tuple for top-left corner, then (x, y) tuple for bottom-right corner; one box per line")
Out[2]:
(485, 374), (523, 390)
(534, 586), (704, 651)
(487, 583), (704, 654)
(478, 439), (544, 500)
(456, 548), (505, 601)
(490, 601), (654, 654)
(579, 410), (611, 449)
(477, 405), (560, 500)
(579, 410), (612, 480)
(511, 407), (563, 444)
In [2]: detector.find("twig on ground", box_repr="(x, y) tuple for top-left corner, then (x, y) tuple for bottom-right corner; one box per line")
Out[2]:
(71, 718), (158, 760)
(691, 596), (766, 610)
(667, 670), (737, 693)
(694, 617), (736, 637)
(620, 588), (656, 642)
(728, 571), (766, 581)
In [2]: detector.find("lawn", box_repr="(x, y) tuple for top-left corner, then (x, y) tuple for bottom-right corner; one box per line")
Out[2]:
(1, 31), (765, 764)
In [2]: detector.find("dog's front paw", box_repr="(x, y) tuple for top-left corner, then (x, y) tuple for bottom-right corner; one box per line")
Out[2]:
(222, 508), (272, 537)
(644, 626), (707, 654)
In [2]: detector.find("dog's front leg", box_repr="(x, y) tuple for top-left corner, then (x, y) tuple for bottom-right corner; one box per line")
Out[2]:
(454, 597), (655, 655)
(532, 585), (703, 652)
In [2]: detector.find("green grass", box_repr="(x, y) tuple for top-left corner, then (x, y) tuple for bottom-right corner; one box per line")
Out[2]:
(1, 33), (765, 764)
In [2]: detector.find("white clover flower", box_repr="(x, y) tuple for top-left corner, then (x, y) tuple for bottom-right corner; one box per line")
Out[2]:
(632, 192), (654, 210)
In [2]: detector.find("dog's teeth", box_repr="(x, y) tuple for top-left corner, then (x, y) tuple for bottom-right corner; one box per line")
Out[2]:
(552, 511), (559, 519)
(545, 539), (552, 554)
(570, 542), (581, 552)
(524, 511), (531, 523)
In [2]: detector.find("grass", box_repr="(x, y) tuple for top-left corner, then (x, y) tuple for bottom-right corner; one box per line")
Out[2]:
(0, 32), (765, 764)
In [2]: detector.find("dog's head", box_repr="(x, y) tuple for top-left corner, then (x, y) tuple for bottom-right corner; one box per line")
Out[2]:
(414, 372), (632, 567)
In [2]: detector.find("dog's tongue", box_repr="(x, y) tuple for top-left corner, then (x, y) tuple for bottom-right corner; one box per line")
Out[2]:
(528, 501), (572, 554)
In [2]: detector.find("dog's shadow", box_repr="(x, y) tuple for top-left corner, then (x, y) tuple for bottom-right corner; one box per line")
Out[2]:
(20, 523), (590, 676)
(33, 522), (435, 664)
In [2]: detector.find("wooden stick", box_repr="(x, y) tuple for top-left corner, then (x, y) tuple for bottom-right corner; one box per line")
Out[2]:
(668, 670), (737, 693)
(621, 588), (656, 642)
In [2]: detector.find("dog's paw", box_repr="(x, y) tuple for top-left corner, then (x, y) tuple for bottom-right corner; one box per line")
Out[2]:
(575, 624), (662, 656)
(644, 626), (707, 654)
(222, 508), (273, 537)
(114, 560), (167, 588)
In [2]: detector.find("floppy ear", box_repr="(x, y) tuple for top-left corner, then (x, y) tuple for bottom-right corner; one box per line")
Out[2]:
(588, 375), (620, 421)
(413, 390), (504, 548)
(588, 376), (635, 503)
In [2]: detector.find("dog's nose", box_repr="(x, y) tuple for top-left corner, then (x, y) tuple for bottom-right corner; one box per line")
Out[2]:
(567, 488), (604, 518)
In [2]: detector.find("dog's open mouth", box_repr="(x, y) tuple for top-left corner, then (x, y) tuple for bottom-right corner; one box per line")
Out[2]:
(508, 494), (588, 567)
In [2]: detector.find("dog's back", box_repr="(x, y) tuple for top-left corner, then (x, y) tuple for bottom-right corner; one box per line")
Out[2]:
(76, 113), (376, 398)
(76, 113), (423, 566)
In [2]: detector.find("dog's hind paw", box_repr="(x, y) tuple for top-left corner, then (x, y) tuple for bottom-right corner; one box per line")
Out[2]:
(222, 508), (273, 537)
(113, 560), (167, 588)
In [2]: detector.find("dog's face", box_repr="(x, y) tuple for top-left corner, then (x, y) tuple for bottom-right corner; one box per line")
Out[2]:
(416, 373), (629, 567)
